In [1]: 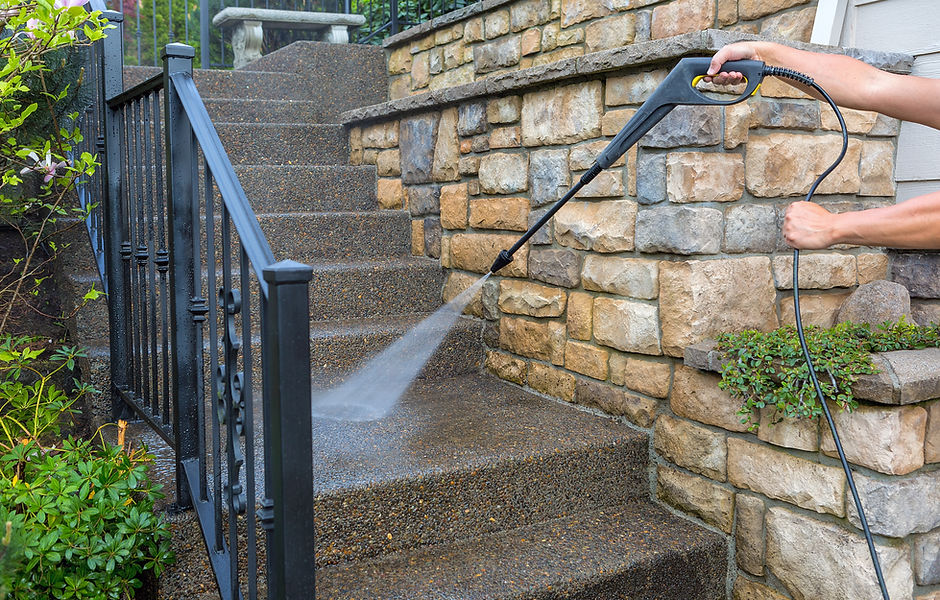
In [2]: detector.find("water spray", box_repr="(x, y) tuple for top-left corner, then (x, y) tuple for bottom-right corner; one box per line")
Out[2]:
(489, 56), (891, 599)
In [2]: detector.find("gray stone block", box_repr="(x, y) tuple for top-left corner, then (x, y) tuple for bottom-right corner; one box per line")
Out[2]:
(636, 151), (666, 205)
(473, 36), (521, 74)
(635, 205), (722, 255)
(914, 529), (940, 585)
(640, 105), (721, 149)
(529, 148), (570, 207)
(408, 184), (441, 217)
(458, 100), (487, 136)
(882, 348), (940, 405)
(400, 113), (439, 184)
(527, 208), (553, 245)
(424, 217), (441, 258)
(890, 252), (940, 299)
(529, 248), (582, 289)
(837, 280), (911, 328)
(751, 99), (819, 130)
(723, 204), (778, 253)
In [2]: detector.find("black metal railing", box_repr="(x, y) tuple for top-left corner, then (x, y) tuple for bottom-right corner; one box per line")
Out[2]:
(103, 0), (477, 68)
(78, 6), (316, 598)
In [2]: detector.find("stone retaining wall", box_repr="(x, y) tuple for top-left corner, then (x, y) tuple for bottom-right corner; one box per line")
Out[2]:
(382, 0), (821, 100)
(342, 15), (935, 600)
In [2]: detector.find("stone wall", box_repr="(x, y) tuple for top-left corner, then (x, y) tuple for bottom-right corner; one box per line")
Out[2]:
(342, 13), (934, 600)
(383, 0), (820, 100)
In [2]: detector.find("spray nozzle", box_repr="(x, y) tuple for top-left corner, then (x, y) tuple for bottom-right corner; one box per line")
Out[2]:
(489, 250), (514, 274)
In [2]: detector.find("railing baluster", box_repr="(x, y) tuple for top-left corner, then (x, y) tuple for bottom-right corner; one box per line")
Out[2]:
(220, 203), (240, 596)
(241, 247), (258, 599)
(143, 96), (161, 418)
(134, 98), (153, 415)
(153, 89), (172, 427)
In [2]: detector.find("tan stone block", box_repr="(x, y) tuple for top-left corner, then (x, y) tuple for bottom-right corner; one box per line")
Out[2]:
(567, 291), (593, 341)
(432, 107), (460, 183)
(717, 0), (738, 26)
(411, 219), (425, 255)
(434, 23), (463, 45)
(759, 5), (815, 42)
(389, 75), (412, 100)
(499, 279), (566, 317)
(459, 155), (480, 176)
(388, 45), (412, 75)
(440, 235), (451, 268)
(411, 52), (430, 90)
(606, 70), (668, 106)
(672, 365), (750, 432)
(511, 0), (551, 31)
(361, 148), (377, 165)
(739, 0), (809, 20)
(409, 35), (434, 53)
(487, 95), (522, 123)
(758, 76), (813, 100)
(485, 349), (527, 385)
(521, 28), (541, 56)
(620, 357), (672, 398)
(860, 140), (896, 197)
(660, 258), (778, 357)
(576, 379), (657, 426)
(450, 232), (528, 277)
(440, 183), (468, 229)
(484, 10), (510, 38)
(593, 297), (661, 355)
(766, 506), (914, 599)
(757, 408), (819, 451)
(555, 200), (636, 252)
(746, 133), (861, 197)
(442, 271), (486, 317)
(479, 152), (529, 194)
(499, 316), (555, 360)
(857, 253), (889, 284)
(725, 102), (751, 149)
(531, 46), (583, 67)
(377, 178), (404, 209)
(565, 340), (609, 380)
(560, 0), (609, 27)
(540, 21), (559, 51)
(655, 414), (727, 481)
(820, 403), (927, 475)
(602, 108), (636, 136)
(666, 152), (744, 203)
(349, 126), (362, 153)
(429, 64), (474, 91)
(570, 140), (624, 170)
(732, 578), (788, 600)
(585, 12), (636, 53)
(778, 291), (851, 329)
(459, 138), (473, 154)
(821, 107), (878, 134)
(582, 255), (658, 299)
(651, 0), (716, 39)
(772, 253), (856, 290)
(927, 400), (939, 463)
(443, 40), (469, 70)
(549, 321), (566, 366)
(361, 121), (399, 148)
(657, 465), (734, 533)
(578, 171), (624, 198)
(463, 17), (484, 42)
(735, 495), (766, 576)
(470, 197), (529, 232)
(528, 361), (575, 401)
(377, 149), (401, 177)
(728, 438), (846, 516)
(522, 82), (602, 146)
(489, 126), (522, 149)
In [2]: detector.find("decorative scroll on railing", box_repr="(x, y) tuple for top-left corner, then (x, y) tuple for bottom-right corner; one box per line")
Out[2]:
(79, 8), (316, 596)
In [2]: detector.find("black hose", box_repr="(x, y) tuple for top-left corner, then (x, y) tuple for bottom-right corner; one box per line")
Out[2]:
(767, 65), (891, 600)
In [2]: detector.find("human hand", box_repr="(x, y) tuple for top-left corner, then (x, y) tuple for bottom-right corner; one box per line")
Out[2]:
(705, 42), (762, 85)
(783, 201), (838, 249)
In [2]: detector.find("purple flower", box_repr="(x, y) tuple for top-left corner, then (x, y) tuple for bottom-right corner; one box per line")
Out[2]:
(20, 151), (70, 183)
(23, 17), (41, 38)
(53, 0), (89, 8)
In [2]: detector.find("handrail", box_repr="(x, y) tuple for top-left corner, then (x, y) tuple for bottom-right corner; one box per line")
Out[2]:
(107, 72), (163, 108)
(169, 70), (275, 296)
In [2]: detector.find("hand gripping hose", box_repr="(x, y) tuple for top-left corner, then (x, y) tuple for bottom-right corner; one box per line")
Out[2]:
(490, 59), (891, 600)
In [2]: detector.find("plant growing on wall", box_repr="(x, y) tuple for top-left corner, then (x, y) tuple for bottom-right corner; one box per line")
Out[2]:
(716, 318), (940, 428)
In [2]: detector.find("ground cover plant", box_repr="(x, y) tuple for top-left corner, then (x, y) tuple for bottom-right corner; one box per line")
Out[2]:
(716, 317), (940, 428)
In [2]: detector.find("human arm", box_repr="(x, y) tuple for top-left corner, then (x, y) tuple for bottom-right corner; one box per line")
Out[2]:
(706, 41), (940, 130)
(783, 193), (940, 249)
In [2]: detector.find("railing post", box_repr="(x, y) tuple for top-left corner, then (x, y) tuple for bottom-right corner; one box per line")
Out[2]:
(262, 260), (315, 600)
(163, 42), (199, 510)
(100, 10), (133, 422)
(199, 0), (209, 68)
(390, 0), (399, 35)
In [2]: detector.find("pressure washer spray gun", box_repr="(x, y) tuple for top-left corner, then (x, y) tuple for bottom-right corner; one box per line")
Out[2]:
(489, 56), (892, 600)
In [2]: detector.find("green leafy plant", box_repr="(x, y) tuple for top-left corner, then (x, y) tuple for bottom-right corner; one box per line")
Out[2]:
(0, 334), (173, 599)
(716, 317), (940, 429)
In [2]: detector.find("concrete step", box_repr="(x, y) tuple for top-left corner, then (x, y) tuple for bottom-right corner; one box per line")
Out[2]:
(310, 313), (484, 383)
(122, 66), (311, 102)
(309, 373), (653, 567)
(316, 500), (727, 599)
(307, 256), (444, 321)
(204, 98), (321, 124)
(239, 41), (386, 121)
(233, 165), (377, 212)
(257, 211), (412, 262)
(215, 123), (346, 166)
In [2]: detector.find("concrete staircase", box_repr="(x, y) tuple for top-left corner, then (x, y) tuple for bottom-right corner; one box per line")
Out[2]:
(82, 42), (729, 599)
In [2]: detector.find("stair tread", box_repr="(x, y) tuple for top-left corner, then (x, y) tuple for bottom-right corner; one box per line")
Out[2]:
(316, 499), (727, 600)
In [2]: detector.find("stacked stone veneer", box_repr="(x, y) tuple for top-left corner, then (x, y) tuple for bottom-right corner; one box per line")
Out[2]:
(383, 0), (820, 100)
(342, 19), (937, 600)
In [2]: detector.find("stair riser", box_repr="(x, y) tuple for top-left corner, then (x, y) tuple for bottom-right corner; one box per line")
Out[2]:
(234, 165), (377, 213)
(256, 213), (412, 262)
(216, 124), (347, 166)
(313, 440), (649, 567)
(122, 66), (311, 102)
(205, 99), (321, 124)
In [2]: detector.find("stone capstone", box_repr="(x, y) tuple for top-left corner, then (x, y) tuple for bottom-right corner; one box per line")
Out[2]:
(635, 205), (722, 255)
(521, 82), (603, 146)
(554, 200), (637, 253)
(593, 297), (661, 355)
(657, 465), (734, 533)
(400, 113), (439, 184)
(660, 258), (778, 356)
(654, 414), (727, 481)
(836, 279), (912, 328)
(765, 506), (913, 600)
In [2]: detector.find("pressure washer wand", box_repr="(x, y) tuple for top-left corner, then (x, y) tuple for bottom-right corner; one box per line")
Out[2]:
(489, 56), (765, 274)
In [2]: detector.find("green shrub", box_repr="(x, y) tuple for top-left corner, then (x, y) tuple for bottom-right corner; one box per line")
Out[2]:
(716, 318), (940, 428)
